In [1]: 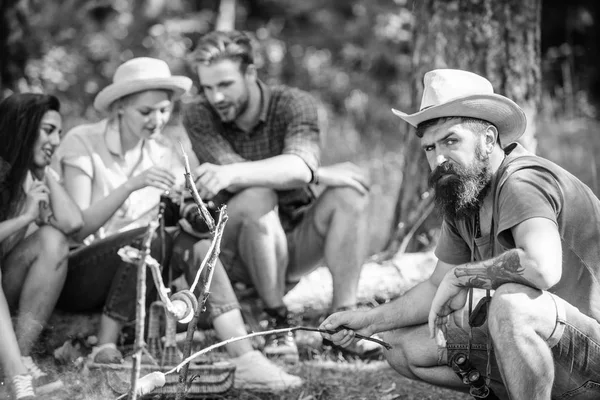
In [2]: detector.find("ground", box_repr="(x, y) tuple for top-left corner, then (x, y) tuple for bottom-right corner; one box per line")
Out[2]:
(0, 252), (471, 400)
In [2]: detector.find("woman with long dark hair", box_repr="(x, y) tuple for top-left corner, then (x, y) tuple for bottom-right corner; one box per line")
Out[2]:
(0, 93), (83, 400)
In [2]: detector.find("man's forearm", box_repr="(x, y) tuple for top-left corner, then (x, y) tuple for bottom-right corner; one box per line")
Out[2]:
(368, 278), (439, 333)
(454, 248), (550, 290)
(228, 154), (312, 190)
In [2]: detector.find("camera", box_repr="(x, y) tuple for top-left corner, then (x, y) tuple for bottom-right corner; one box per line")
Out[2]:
(159, 191), (221, 234)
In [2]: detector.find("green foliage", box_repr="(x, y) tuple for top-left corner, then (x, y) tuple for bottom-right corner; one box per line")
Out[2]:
(3, 0), (600, 251)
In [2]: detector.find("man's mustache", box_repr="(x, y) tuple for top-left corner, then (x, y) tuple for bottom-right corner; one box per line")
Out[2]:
(428, 162), (461, 188)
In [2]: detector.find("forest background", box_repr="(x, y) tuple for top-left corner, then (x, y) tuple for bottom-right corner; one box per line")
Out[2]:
(2, 0), (599, 256)
(1, 1), (599, 399)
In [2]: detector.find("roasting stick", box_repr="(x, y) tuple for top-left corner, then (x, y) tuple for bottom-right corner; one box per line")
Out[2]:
(116, 326), (392, 399)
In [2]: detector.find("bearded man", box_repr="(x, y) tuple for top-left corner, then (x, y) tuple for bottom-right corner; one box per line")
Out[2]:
(321, 69), (600, 400)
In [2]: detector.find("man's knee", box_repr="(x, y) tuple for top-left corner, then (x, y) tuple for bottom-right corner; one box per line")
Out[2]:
(380, 329), (424, 380)
(227, 188), (279, 221)
(488, 283), (549, 338)
(319, 187), (369, 216)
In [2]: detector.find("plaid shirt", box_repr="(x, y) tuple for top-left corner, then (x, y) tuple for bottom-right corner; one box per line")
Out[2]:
(182, 80), (321, 230)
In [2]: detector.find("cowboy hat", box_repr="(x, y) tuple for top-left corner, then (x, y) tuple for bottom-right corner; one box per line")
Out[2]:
(94, 57), (192, 113)
(391, 69), (526, 145)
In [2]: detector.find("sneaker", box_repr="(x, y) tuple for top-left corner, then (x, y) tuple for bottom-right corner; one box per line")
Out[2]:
(262, 308), (299, 364)
(230, 350), (303, 391)
(20, 356), (63, 394)
(88, 343), (124, 364)
(9, 374), (36, 400)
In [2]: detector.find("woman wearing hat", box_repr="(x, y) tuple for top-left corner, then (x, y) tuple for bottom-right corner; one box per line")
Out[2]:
(55, 57), (302, 391)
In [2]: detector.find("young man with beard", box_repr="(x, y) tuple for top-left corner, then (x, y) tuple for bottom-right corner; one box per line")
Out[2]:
(182, 30), (373, 363)
(320, 69), (600, 399)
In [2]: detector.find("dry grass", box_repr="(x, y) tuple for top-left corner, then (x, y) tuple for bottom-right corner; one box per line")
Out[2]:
(7, 340), (469, 400)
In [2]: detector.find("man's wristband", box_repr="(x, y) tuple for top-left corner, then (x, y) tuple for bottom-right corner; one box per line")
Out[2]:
(310, 169), (320, 185)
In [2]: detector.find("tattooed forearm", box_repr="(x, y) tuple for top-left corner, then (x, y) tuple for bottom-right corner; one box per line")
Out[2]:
(454, 249), (536, 289)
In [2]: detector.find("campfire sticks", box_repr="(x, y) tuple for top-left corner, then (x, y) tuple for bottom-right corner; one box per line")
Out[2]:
(117, 325), (392, 399)
(179, 141), (215, 233)
(175, 207), (228, 400)
(129, 220), (159, 400)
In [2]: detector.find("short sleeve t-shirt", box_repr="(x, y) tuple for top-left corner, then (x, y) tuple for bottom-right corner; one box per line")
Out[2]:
(435, 143), (600, 321)
(55, 118), (186, 243)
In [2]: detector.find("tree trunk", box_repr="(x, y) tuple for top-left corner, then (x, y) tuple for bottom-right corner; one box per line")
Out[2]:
(215, 0), (237, 31)
(386, 0), (541, 256)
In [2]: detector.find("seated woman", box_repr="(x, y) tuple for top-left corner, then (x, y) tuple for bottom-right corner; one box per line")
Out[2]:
(55, 57), (302, 391)
(0, 93), (83, 399)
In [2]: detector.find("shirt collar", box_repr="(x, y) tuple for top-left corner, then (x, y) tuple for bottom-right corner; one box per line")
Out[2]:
(104, 118), (123, 156)
(256, 79), (270, 123)
(104, 118), (147, 158)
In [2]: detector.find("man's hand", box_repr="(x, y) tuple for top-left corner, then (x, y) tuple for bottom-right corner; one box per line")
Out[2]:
(428, 268), (469, 347)
(319, 309), (374, 348)
(23, 181), (50, 223)
(194, 163), (236, 199)
(317, 162), (370, 195)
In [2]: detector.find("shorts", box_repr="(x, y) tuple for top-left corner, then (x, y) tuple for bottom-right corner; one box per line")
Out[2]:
(438, 289), (600, 400)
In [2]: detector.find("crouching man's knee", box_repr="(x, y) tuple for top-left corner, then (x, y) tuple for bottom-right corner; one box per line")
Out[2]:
(380, 329), (424, 380)
(488, 283), (553, 341)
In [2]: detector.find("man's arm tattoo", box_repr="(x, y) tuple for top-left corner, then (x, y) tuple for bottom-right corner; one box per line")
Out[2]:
(453, 249), (535, 289)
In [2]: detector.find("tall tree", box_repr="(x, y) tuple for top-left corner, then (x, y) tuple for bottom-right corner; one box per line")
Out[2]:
(385, 0), (541, 256)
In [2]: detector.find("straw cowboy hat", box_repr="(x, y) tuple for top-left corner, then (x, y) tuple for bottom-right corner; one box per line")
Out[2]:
(94, 57), (192, 113)
(392, 69), (527, 145)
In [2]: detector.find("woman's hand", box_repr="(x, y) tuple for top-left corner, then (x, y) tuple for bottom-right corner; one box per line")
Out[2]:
(23, 181), (50, 222)
(127, 166), (176, 192)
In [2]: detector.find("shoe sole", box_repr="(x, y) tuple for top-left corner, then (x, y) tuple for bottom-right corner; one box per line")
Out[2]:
(234, 380), (304, 391)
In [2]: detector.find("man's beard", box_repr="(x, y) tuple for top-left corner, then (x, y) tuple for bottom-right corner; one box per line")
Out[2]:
(428, 144), (492, 221)
(214, 84), (250, 123)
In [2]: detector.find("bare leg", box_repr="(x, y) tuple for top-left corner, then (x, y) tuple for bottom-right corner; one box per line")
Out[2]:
(97, 316), (122, 346)
(0, 282), (27, 378)
(180, 238), (255, 357)
(381, 324), (466, 390)
(223, 188), (288, 309)
(488, 283), (556, 400)
(289, 187), (369, 310)
(212, 309), (254, 357)
(2, 226), (69, 356)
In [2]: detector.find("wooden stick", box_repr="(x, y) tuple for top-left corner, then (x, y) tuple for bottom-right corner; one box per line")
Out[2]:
(117, 324), (392, 399)
(178, 141), (215, 233)
(174, 206), (228, 400)
(168, 326), (392, 376)
(129, 220), (158, 400)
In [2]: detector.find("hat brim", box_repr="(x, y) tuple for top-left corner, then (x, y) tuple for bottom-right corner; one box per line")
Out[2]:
(94, 76), (193, 113)
(391, 94), (527, 146)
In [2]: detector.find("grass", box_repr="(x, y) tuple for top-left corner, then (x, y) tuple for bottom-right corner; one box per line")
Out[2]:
(0, 254), (470, 400)
(5, 330), (470, 400)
